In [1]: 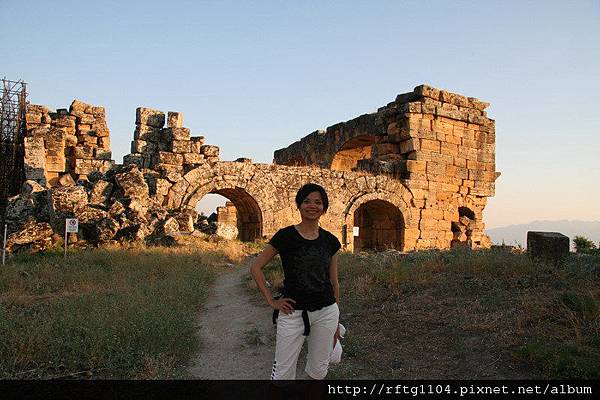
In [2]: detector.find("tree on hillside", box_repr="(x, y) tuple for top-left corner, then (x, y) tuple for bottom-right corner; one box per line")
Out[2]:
(573, 235), (597, 254)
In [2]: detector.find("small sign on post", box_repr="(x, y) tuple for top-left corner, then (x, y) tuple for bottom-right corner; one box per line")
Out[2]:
(64, 218), (78, 257)
(353, 226), (360, 237)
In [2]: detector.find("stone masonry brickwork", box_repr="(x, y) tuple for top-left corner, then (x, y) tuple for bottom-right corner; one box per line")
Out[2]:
(24, 100), (115, 187)
(7, 84), (496, 254)
(274, 84), (499, 249)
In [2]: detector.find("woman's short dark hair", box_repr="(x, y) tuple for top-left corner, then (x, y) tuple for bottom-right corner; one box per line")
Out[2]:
(295, 183), (329, 212)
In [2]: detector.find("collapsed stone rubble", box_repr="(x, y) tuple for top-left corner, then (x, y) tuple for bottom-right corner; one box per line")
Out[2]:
(6, 104), (224, 253)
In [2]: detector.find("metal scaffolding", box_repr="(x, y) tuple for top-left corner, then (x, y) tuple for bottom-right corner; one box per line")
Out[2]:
(0, 78), (28, 228)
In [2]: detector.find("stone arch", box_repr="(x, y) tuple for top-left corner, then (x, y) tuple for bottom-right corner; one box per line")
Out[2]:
(342, 191), (412, 252)
(183, 178), (265, 242)
(352, 199), (405, 252)
(211, 187), (263, 241)
(330, 135), (375, 172)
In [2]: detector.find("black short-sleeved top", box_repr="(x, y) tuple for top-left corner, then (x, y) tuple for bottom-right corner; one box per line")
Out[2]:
(268, 225), (341, 311)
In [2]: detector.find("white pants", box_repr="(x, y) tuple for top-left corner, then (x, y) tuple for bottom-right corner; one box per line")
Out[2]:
(271, 303), (339, 380)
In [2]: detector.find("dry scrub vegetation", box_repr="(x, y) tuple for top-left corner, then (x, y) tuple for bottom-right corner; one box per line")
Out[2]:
(0, 237), (251, 379)
(2, 240), (598, 380)
(260, 247), (600, 379)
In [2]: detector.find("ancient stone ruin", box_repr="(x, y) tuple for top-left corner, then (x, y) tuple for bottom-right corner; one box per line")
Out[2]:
(5, 84), (499, 254)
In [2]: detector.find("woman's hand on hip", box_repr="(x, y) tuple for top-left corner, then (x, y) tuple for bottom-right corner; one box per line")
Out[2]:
(270, 298), (296, 314)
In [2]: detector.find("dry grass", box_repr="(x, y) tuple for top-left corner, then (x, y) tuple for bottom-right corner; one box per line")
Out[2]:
(0, 238), (251, 379)
(324, 248), (600, 379)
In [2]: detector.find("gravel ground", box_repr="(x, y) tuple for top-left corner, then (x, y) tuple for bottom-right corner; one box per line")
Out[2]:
(187, 262), (277, 379)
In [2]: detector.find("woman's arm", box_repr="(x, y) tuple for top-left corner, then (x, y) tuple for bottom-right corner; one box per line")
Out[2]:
(330, 253), (340, 304)
(330, 252), (341, 343)
(249, 244), (296, 314)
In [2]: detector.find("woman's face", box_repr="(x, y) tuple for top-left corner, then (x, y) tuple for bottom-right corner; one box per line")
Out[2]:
(299, 191), (324, 221)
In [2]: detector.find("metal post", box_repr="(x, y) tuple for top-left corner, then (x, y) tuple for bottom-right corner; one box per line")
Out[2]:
(2, 223), (6, 265)
(64, 220), (67, 258)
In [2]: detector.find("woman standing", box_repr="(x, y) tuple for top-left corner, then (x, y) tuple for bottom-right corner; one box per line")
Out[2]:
(250, 183), (341, 380)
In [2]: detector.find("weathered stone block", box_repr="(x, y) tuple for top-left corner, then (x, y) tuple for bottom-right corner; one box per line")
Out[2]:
(400, 138), (421, 154)
(74, 145), (95, 159)
(440, 142), (458, 157)
(114, 166), (149, 200)
(98, 136), (111, 149)
(155, 178), (171, 196)
(58, 173), (75, 187)
(469, 181), (495, 196)
(94, 149), (112, 160)
(109, 200), (126, 217)
(413, 84), (441, 101)
(183, 153), (204, 164)
(65, 134), (78, 147)
(6, 221), (54, 253)
(136, 107), (165, 128)
(70, 99), (91, 113)
(74, 159), (110, 175)
(54, 115), (76, 129)
(89, 180), (113, 204)
(45, 155), (66, 173)
(6, 196), (35, 224)
(77, 114), (95, 125)
(24, 137), (46, 181)
(134, 125), (160, 142)
(173, 211), (195, 233)
(527, 231), (570, 263)
(92, 106), (106, 117)
(420, 139), (440, 152)
(131, 139), (149, 154)
(92, 120), (110, 137)
(200, 145), (219, 157)
(190, 136), (206, 153)
(372, 143), (399, 156)
(21, 180), (46, 197)
(162, 217), (180, 234)
(167, 127), (191, 141)
(79, 133), (98, 146)
(123, 153), (144, 168)
(167, 112), (183, 128)
(170, 140), (191, 154)
(158, 151), (184, 165)
(398, 102), (422, 113)
(48, 186), (88, 220)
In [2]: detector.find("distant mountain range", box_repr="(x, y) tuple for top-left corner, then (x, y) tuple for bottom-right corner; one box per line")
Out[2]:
(485, 220), (600, 248)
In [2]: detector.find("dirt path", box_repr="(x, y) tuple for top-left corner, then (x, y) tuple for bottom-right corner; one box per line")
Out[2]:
(187, 260), (276, 379)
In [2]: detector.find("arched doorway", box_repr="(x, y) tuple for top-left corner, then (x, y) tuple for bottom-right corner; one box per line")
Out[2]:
(194, 187), (263, 242)
(330, 135), (375, 172)
(353, 199), (404, 252)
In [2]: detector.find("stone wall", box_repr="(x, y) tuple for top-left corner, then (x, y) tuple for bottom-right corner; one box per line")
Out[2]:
(216, 201), (238, 240)
(24, 100), (114, 187)
(273, 84), (499, 248)
(9, 84), (498, 254)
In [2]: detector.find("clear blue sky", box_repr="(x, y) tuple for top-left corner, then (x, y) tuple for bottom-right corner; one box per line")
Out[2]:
(2, 0), (599, 228)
